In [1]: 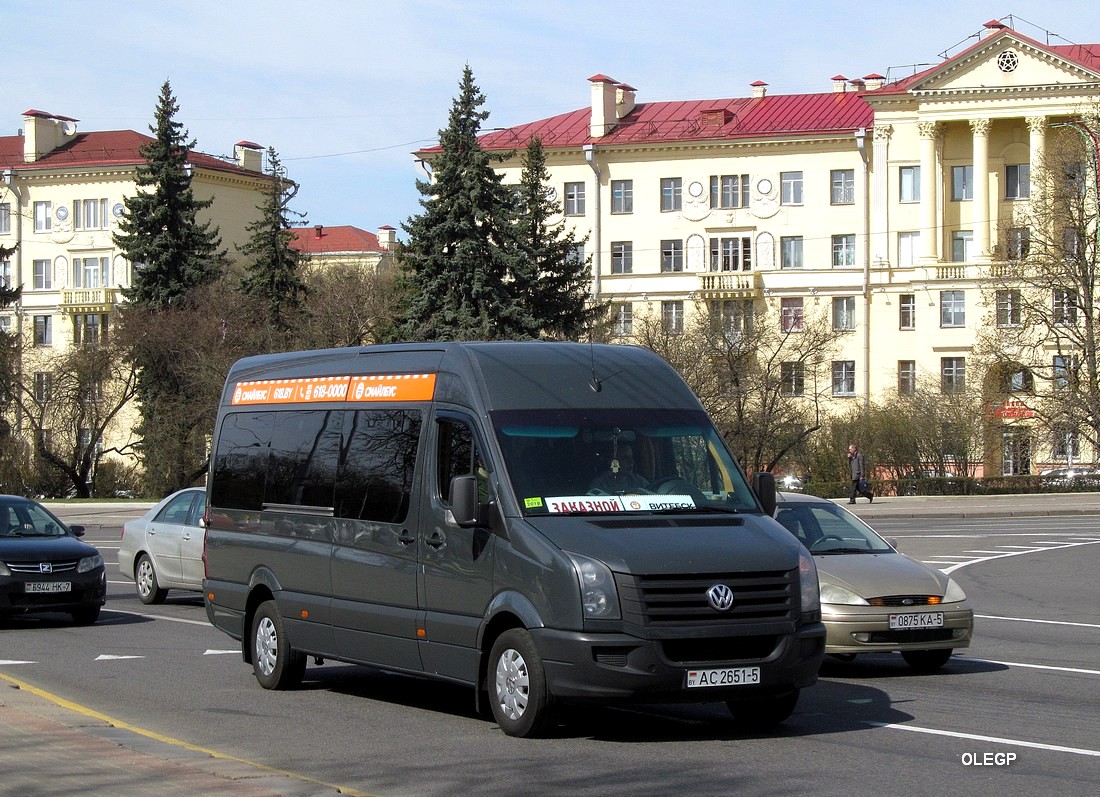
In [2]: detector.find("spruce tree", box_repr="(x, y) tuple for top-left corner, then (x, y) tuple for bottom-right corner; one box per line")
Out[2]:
(0, 242), (20, 409)
(113, 80), (226, 309)
(514, 137), (601, 338)
(398, 66), (532, 341)
(238, 148), (307, 332)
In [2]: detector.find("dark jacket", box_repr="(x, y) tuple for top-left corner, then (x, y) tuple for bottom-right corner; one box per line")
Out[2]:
(848, 451), (866, 480)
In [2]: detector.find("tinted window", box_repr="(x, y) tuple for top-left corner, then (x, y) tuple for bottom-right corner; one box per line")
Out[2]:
(334, 410), (422, 523)
(265, 411), (342, 509)
(210, 412), (274, 510)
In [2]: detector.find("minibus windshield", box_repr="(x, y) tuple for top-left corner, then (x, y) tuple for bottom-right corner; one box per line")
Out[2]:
(491, 408), (760, 515)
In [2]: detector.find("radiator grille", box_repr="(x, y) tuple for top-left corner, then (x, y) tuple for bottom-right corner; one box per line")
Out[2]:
(617, 570), (794, 627)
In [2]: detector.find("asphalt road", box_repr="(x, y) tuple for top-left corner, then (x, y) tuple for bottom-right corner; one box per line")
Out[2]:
(2, 501), (1098, 796)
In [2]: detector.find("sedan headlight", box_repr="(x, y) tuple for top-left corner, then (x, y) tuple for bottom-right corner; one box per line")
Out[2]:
(566, 552), (621, 620)
(77, 553), (104, 574)
(819, 582), (870, 606)
(943, 577), (967, 603)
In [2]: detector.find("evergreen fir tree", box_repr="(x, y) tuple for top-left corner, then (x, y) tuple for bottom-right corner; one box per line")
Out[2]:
(0, 242), (21, 407)
(514, 137), (601, 339)
(113, 80), (226, 309)
(238, 147), (307, 331)
(398, 66), (532, 341)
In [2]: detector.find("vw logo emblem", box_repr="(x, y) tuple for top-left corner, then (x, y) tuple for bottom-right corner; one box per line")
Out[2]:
(706, 583), (734, 611)
(39, 562), (53, 574)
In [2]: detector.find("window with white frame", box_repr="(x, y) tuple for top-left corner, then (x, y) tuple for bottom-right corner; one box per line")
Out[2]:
(611, 180), (633, 214)
(899, 166), (921, 202)
(74, 313), (108, 348)
(33, 315), (52, 346)
(1063, 227), (1083, 261)
(710, 236), (752, 271)
(564, 182), (585, 216)
(830, 169), (855, 204)
(780, 171), (803, 205)
(832, 361), (856, 396)
(567, 244), (585, 267)
(780, 236), (803, 269)
(719, 299), (753, 338)
(73, 256), (110, 289)
(1053, 427), (1080, 459)
(610, 241), (632, 274)
(940, 290), (965, 327)
(661, 300), (684, 334)
(710, 174), (750, 209)
(781, 298), (804, 332)
(832, 234), (855, 267)
(1006, 227), (1030, 260)
(34, 201), (52, 232)
(1006, 368), (1033, 393)
(832, 296), (856, 331)
(898, 360), (917, 395)
(781, 362), (805, 396)
(0, 203), (10, 234)
(951, 165), (973, 201)
(941, 357), (966, 394)
(1054, 288), (1078, 325)
(33, 372), (52, 403)
(613, 303), (633, 336)
(0, 316), (9, 334)
(660, 178), (682, 212)
(898, 231), (920, 266)
(1005, 164), (1030, 199)
(996, 289), (1021, 327)
(73, 198), (109, 230)
(952, 230), (974, 263)
(0, 258), (10, 288)
(1053, 354), (1073, 391)
(660, 239), (683, 272)
(32, 259), (52, 290)
(899, 293), (916, 330)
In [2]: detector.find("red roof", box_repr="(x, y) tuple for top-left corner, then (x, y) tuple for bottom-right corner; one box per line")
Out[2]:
(0, 128), (260, 176)
(289, 225), (382, 255)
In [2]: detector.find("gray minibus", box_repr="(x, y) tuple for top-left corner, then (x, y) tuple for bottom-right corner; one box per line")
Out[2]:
(202, 341), (824, 737)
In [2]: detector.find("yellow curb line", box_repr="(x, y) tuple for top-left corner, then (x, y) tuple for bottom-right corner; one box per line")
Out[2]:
(0, 672), (376, 797)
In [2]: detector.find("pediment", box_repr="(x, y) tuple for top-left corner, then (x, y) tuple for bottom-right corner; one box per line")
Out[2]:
(910, 33), (1100, 94)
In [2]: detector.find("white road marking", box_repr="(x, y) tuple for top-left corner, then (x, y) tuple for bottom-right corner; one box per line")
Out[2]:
(871, 722), (1100, 757)
(940, 539), (1100, 575)
(964, 657), (1100, 676)
(0, 660), (36, 666)
(204, 649), (238, 655)
(107, 609), (211, 627)
(975, 614), (1100, 629)
(95, 654), (144, 661)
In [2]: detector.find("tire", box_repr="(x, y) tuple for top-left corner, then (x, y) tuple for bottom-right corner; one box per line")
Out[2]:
(251, 600), (306, 690)
(71, 606), (100, 625)
(727, 689), (799, 728)
(489, 629), (553, 738)
(901, 649), (953, 671)
(135, 554), (168, 605)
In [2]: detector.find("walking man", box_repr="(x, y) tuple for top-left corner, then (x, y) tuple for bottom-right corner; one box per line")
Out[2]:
(847, 444), (873, 504)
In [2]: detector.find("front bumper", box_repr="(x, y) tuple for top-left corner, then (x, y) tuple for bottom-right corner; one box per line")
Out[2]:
(822, 604), (973, 654)
(0, 570), (107, 616)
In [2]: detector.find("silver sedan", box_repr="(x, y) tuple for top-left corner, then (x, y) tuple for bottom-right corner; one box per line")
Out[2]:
(118, 488), (207, 604)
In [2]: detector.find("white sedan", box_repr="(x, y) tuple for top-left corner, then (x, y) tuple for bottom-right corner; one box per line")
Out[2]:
(118, 487), (207, 604)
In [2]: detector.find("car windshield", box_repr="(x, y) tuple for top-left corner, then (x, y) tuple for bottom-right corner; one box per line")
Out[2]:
(491, 408), (760, 515)
(0, 501), (69, 538)
(775, 501), (894, 554)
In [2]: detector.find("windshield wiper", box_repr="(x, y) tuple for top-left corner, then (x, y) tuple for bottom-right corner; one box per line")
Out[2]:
(814, 546), (873, 554)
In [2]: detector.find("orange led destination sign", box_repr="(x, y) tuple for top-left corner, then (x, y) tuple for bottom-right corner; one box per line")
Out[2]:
(231, 373), (437, 406)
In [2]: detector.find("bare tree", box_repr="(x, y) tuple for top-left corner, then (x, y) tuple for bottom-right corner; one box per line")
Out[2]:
(298, 259), (404, 348)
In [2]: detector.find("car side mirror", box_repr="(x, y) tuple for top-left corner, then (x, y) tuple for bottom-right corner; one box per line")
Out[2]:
(752, 471), (777, 517)
(69, 525), (86, 537)
(450, 475), (480, 527)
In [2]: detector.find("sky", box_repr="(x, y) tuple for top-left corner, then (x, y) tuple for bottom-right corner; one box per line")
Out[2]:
(5, 1), (1099, 238)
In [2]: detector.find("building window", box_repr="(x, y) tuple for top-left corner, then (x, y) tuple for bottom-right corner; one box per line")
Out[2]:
(898, 231), (921, 266)
(611, 180), (633, 214)
(1054, 288), (1078, 325)
(0, 259), (10, 289)
(33, 259), (52, 290)
(660, 239), (683, 272)
(996, 289), (1021, 327)
(1006, 368), (1033, 393)
(832, 297), (856, 331)
(33, 372), (52, 403)
(660, 178), (682, 212)
(34, 201), (53, 232)
(951, 165), (973, 201)
(899, 294), (916, 330)
(899, 166), (921, 202)
(74, 314), (108, 348)
(898, 361), (917, 395)
(33, 315), (52, 346)
(662, 300), (684, 334)
(781, 362), (805, 396)
(1053, 428), (1080, 460)
(564, 182), (585, 216)
(719, 299), (753, 339)
(832, 234), (856, 267)
(1005, 164), (1031, 199)
(830, 169), (855, 204)
(1006, 227), (1030, 260)
(941, 357), (966, 394)
(710, 236), (751, 271)
(1063, 227), (1083, 261)
(940, 290), (965, 327)
(832, 361), (856, 396)
(73, 256), (110, 289)
(0, 203), (9, 234)
(610, 241), (633, 274)
(568, 244), (585, 266)
(952, 231), (974, 263)
(1053, 355), (1073, 391)
(710, 174), (750, 209)
(781, 298), (804, 332)
(780, 236), (803, 270)
(73, 198), (109, 230)
(780, 171), (803, 205)
(612, 304), (632, 336)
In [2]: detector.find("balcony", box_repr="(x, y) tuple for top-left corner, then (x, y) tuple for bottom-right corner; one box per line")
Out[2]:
(60, 288), (120, 314)
(698, 272), (757, 297)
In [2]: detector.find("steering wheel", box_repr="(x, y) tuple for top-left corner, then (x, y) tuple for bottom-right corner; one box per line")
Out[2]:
(647, 477), (707, 505)
(811, 534), (845, 550)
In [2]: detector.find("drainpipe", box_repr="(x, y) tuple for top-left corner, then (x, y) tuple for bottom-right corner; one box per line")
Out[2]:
(854, 128), (871, 410)
(583, 144), (601, 299)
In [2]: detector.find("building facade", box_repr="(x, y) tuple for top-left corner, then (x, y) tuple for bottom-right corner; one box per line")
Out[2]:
(425, 19), (1100, 476)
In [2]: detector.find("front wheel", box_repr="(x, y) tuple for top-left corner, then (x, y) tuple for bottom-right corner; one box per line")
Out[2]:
(135, 554), (167, 605)
(727, 689), (799, 729)
(251, 600), (306, 689)
(489, 629), (553, 737)
(901, 649), (953, 671)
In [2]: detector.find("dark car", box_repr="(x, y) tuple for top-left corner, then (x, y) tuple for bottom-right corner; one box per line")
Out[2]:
(0, 495), (106, 624)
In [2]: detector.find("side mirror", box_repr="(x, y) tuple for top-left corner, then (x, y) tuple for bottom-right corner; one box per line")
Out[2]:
(751, 471), (777, 517)
(450, 474), (480, 527)
(69, 524), (86, 537)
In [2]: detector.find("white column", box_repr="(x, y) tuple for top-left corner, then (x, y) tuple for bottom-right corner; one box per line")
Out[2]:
(918, 121), (941, 263)
(1027, 116), (1047, 199)
(871, 125), (892, 265)
(970, 118), (991, 261)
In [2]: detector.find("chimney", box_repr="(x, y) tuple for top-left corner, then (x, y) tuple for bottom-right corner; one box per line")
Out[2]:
(615, 83), (637, 119)
(314, 224), (324, 239)
(848, 78), (865, 93)
(831, 75), (848, 93)
(22, 109), (77, 163)
(235, 140), (264, 171)
(588, 74), (619, 138)
(983, 19), (1009, 37)
(751, 80), (768, 98)
(863, 73), (886, 91)
(377, 225), (396, 250)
